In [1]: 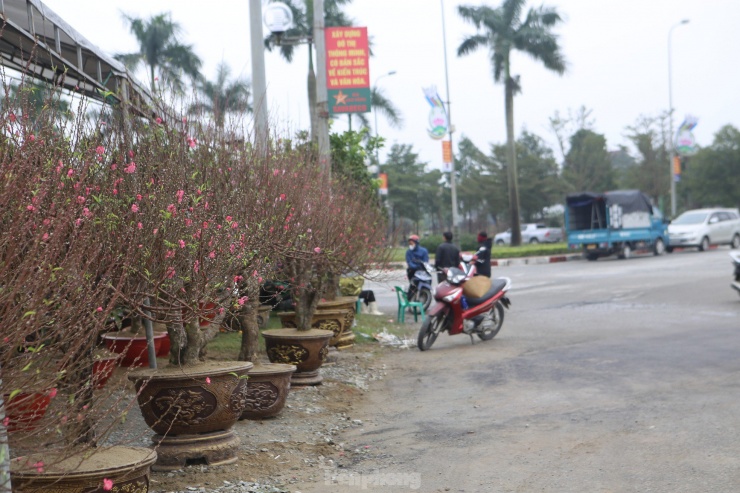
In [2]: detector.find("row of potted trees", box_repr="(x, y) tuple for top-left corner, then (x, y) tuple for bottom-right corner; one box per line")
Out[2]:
(1, 77), (387, 490)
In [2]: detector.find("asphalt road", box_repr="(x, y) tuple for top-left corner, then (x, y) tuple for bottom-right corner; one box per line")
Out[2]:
(302, 248), (740, 492)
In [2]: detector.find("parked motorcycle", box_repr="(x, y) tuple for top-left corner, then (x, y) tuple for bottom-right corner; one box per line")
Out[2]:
(407, 262), (435, 311)
(417, 252), (511, 351)
(731, 251), (740, 296)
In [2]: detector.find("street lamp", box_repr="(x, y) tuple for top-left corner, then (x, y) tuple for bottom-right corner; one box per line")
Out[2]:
(373, 70), (397, 164)
(668, 19), (689, 217)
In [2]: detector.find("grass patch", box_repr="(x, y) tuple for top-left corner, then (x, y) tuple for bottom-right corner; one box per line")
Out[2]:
(205, 309), (416, 359)
(491, 242), (572, 258)
(352, 313), (416, 344)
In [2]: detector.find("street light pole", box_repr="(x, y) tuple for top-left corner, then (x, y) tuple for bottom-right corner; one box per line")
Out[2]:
(249, 0), (269, 153)
(441, 0), (460, 245)
(668, 19), (689, 217)
(314, 0), (331, 176)
(373, 70), (396, 164)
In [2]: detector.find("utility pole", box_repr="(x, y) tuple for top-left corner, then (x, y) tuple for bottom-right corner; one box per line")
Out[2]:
(249, 0), (269, 152)
(314, 0), (331, 177)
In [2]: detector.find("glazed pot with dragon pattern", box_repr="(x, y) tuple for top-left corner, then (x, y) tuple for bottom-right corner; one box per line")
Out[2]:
(277, 309), (352, 349)
(261, 328), (333, 386)
(11, 446), (157, 493)
(128, 361), (252, 436)
(239, 363), (296, 420)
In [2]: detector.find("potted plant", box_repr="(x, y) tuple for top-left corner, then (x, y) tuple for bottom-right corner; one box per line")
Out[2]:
(264, 164), (389, 382)
(1, 82), (156, 491)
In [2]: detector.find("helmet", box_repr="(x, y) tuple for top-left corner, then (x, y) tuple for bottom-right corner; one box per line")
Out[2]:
(408, 234), (420, 242)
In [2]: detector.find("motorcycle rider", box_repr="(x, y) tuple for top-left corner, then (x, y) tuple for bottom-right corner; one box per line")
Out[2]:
(435, 231), (460, 283)
(406, 234), (429, 296)
(476, 231), (493, 277)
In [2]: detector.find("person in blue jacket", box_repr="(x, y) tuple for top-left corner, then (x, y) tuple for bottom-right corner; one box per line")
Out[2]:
(405, 234), (429, 283)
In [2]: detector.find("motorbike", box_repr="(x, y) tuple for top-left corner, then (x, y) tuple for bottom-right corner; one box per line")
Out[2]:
(731, 251), (740, 296)
(407, 262), (435, 311)
(417, 251), (511, 351)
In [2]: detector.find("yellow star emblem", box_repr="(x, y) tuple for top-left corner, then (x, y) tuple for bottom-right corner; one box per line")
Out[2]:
(333, 90), (348, 105)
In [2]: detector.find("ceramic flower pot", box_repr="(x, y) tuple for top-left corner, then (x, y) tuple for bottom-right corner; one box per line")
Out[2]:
(277, 309), (352, 349)
(3, 391), (52, 433)
(127, 361), (253, 470)
(92, 355), (120, 389)
(11, 446), (156, 492)
(101, 332), (166, 367)
(317, 296), (358, 350)
(257, 305), (272, 329)
(262, 328), (333, 386)
(239, 363), (296, 420)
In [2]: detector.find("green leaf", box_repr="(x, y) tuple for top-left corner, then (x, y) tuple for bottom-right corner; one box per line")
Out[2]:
(7, 389), (22, 402)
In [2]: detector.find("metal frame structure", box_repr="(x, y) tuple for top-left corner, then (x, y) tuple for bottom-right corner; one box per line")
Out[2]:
(0, 0), (153, 116)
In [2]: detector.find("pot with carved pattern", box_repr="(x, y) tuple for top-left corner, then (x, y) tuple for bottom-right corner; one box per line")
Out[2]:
(239, 363), (296, 420)
(278, 309), (352, 350)
(11, 445), (157, 492)
(317, 296), (358, 349)
(261, 328), (333, 386)
(127, 361), (252, 471)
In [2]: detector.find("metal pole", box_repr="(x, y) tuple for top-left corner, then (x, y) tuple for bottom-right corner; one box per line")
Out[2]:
(668, 19), (689, 217)
(373, 71), (396, 164)
(249, 0), (269, 152)
(314, 0), (331, 176)
(441, 0), (460, 245)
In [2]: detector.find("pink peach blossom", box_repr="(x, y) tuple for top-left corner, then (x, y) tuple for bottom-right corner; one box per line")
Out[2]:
(102, 478), (114, 491)
(131, 204), (139, 213)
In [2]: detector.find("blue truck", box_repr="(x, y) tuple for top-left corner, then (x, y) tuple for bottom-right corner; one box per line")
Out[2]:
(565, 190), (669, 261)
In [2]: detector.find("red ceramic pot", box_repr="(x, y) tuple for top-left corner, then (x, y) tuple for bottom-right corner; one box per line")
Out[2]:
(155, 333), (171, 357)
(92, 356), (119, 389)
(4, 391), (52, 433)
(101, 332), (166, 367)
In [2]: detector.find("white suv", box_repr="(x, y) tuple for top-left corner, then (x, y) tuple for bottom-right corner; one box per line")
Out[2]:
(667, 208), (740, 252)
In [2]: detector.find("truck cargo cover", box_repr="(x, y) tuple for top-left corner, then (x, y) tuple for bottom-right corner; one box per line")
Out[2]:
(566, 190), (653, 214)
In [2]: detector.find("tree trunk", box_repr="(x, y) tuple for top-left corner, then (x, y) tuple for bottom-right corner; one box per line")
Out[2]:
(238, 294), (260, 362)
(505, 66), (522, 246)
(308, 43), (318, 143)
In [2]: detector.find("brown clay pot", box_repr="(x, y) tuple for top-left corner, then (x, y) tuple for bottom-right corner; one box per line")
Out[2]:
(128, 361), (253, 436)
(261, 328), (333, 386)
(11, 446), (156, 492)
(239, 363), (296, 420)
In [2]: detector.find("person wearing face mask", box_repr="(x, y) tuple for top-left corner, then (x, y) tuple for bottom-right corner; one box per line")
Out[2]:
(405, 234), (429, 285)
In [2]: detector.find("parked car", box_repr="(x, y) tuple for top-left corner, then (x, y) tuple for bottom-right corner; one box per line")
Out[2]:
(667, 208), (740, 252)
(494, 223), (564, 245)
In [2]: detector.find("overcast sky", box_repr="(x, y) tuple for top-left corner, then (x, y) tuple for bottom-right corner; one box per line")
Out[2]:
(42, 0), (740, 170)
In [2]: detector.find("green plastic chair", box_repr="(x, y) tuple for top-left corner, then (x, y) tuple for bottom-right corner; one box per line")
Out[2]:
(394, 286), (425, 323)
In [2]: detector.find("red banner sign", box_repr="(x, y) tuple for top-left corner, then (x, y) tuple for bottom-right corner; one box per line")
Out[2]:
(325, 27), (371, 114)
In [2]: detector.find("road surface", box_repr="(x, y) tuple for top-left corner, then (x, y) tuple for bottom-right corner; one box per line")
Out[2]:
(300, 249), (740, 492)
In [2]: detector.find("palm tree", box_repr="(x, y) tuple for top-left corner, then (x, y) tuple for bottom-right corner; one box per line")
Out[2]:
(264, 0), (354, 141)
(115, 12), (202, 94)
(189, 63), (252, 129)
(457, 0), (566, 246)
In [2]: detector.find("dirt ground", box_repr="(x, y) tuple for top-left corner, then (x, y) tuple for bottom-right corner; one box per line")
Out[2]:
(104, 341), (405, 493)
